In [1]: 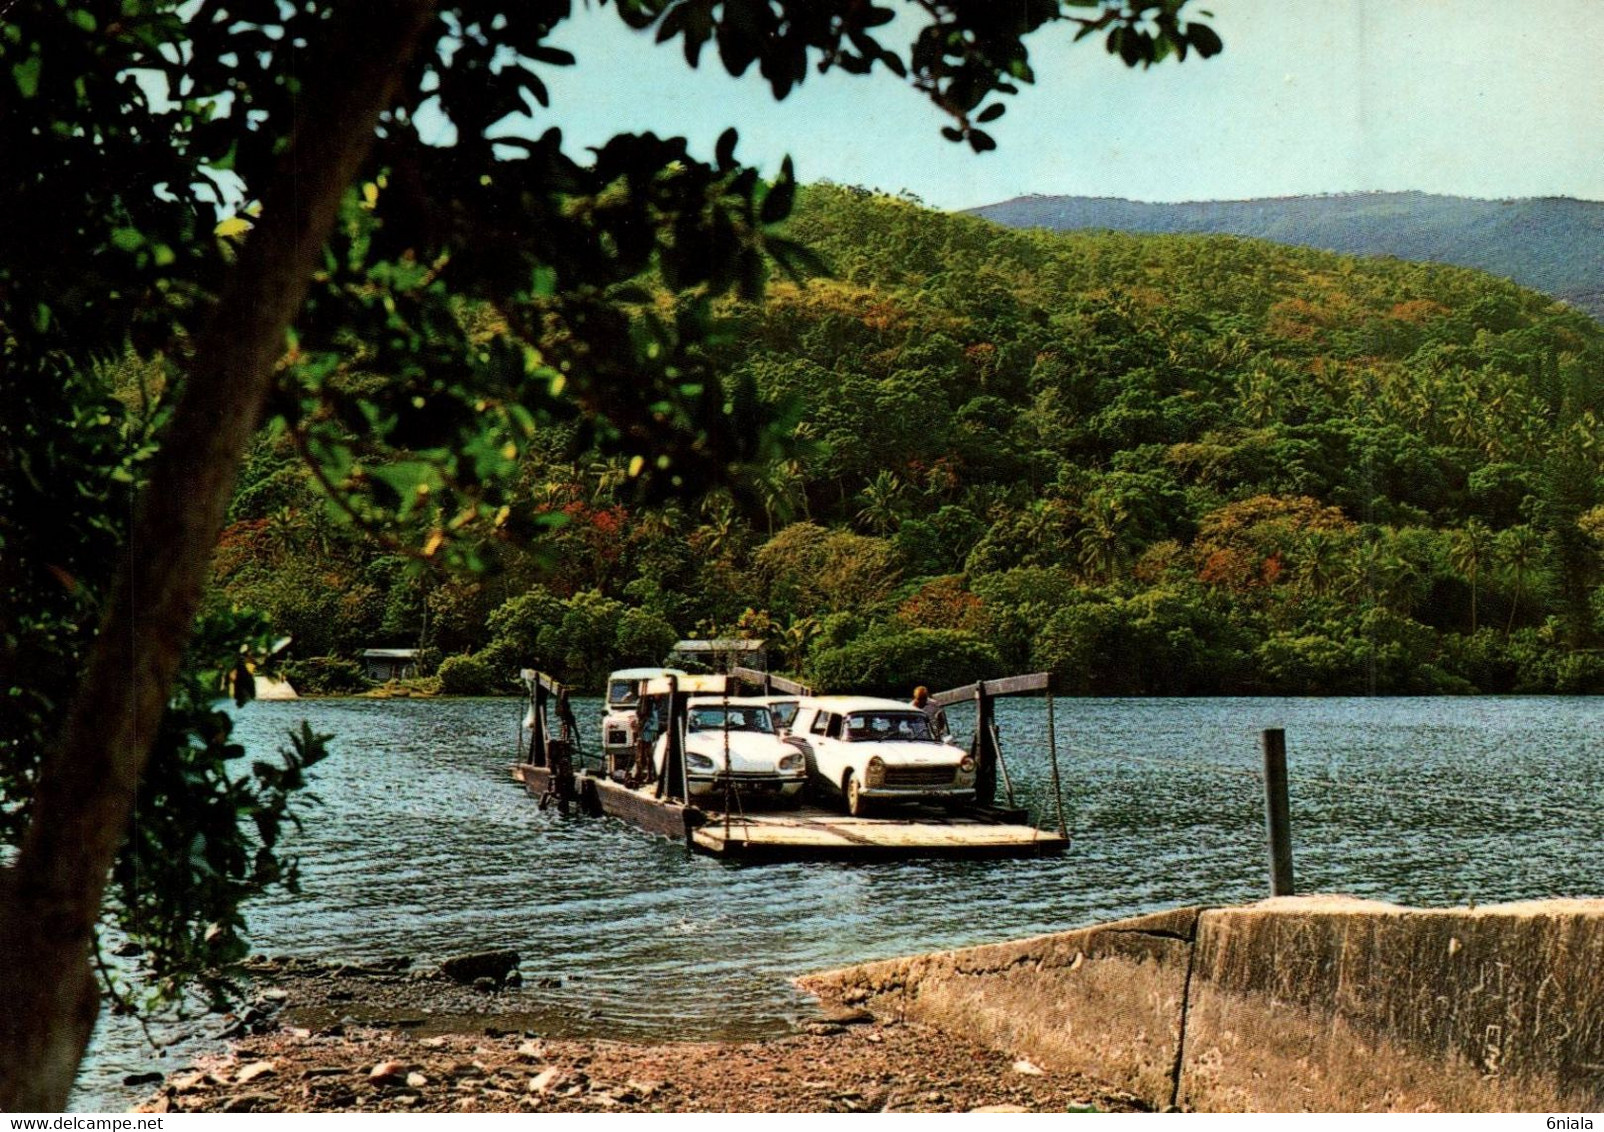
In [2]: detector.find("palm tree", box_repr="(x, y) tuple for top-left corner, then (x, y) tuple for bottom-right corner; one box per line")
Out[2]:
(696, 494), (740, 563)
(1236, 361), (1295, 428)
(777, 615), (820, 672)
(1448, 519), (1492, 633)
(1340, 535), (1405, 609)
(1496, 524), (1545, 636)
(750, 459), (807, 534)
(855, 470), (906, 536)
(1076, 493), (1129, 584)
(1379, 550), (1421, 615)
(1296, 530), (1342, 597)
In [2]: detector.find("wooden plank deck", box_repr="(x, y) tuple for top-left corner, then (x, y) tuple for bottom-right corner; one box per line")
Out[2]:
(508, 763), (1068, 862)
(691, 811), (1068, 861)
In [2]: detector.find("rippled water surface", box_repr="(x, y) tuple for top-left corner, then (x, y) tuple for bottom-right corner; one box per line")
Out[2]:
(78, 694), (1603, 1108)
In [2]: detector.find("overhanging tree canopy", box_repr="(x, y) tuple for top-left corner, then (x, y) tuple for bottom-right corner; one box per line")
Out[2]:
(0, 0), (1219, 1107)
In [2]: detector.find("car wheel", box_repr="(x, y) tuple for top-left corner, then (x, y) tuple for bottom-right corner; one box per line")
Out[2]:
(844, 770), (867, 817)
(792, 741), (821, 803)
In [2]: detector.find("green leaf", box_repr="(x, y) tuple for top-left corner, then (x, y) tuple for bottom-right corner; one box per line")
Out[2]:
(1188, 23), (1224, 58)
(230, 663), (254, 707)
(12, 55), (42, 99)
(766, 236), (831, 280)
(715, 127), (738, 171)
(759, 157), (796, 225)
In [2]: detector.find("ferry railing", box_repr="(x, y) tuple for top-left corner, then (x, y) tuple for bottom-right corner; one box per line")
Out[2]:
(928, 672), (1064, 834)
(519, 668), (593, 812)
(729, 666), (812, 697)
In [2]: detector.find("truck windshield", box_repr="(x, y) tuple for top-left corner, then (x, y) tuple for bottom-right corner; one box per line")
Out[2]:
(768, 701), (799, 728)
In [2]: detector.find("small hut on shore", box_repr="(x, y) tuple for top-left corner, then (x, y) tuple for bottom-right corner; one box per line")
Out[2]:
(361, 648), (421, 681)
(667, 638), (767, 674)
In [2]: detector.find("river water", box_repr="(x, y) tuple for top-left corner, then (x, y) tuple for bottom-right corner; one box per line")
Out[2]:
(76, 694), (1603, 1109)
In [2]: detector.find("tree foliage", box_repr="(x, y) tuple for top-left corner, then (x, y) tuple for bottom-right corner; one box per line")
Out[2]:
(226, 186), (1604, 705)
(0, 0), (1224, 1106)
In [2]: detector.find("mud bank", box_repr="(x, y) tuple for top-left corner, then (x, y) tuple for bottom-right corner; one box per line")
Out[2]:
(133, 957), (1141, 1113)
(802, 896), (1604, 1113)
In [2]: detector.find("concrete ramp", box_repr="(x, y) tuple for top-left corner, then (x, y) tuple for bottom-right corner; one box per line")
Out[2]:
(799, 908), (1199, 1105)
(1180, 897), (1604, 1112)
(801, 896), (1604, 1112)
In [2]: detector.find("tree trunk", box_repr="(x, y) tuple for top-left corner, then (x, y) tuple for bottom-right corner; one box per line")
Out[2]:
(0, 2), (436, 1109)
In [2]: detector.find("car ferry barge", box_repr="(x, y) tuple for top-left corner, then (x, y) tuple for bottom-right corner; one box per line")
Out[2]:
(510, 668), (1069, 862)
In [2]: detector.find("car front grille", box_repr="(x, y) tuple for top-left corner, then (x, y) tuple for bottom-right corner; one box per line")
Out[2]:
(882, 765), (957, 787)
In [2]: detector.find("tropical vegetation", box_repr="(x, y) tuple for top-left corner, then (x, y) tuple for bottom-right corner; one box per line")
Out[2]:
(0, 0), (1224, 1105)
(214, 186), (1604, 698)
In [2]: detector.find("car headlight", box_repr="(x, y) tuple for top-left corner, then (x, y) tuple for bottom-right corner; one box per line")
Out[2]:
(865, 756), (886, 788)
(959, 755), (976, 773)
(778, 752), (805, 773)
(686, 752), (716, 772)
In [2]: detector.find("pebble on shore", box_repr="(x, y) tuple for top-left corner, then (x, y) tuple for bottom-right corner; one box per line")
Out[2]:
(132, 954), (1140, 1114)
(139, 1021), (1136, 1114)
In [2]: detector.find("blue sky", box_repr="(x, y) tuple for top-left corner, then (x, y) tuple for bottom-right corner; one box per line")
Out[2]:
(512, 0), (1604, 211)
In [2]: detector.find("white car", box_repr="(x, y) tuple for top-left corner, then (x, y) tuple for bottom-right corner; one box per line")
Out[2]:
(653, 696), (807, 806)
(787, 696), (976, 816)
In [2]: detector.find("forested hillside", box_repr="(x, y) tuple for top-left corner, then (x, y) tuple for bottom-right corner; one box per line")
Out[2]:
(210, 186), (1604, 696)
(970, 192), (1604, 321)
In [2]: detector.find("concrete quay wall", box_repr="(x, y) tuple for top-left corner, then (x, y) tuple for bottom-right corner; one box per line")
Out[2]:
(799, 896), (1604, 1112)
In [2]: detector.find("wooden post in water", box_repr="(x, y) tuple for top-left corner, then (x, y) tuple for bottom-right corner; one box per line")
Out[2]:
(556, 688), (575, 770)
(989, 719), (1016, 809)
(1046, 689), (1067, 839)
(530, 679), (547, 767)
(1262, 728), (1295, 896)
(972, 681), (997, 806)
(659, 675), (687, 802)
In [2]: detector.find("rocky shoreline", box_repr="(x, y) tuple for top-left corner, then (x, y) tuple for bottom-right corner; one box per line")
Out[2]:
(131, 954), (1144, 1113)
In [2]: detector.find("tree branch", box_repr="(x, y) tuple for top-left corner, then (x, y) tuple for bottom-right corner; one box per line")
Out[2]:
(0, 1), (439, 1110)
(286, 422), (434, 564)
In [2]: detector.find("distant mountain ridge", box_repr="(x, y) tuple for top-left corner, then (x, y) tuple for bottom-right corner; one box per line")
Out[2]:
(967, 192), (1604, 320)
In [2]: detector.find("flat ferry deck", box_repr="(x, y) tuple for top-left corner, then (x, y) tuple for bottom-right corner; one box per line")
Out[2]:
(509, 763), (1069, 862)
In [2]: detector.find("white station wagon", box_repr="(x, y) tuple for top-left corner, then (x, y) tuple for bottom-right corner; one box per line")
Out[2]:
(653, 696), (807, 806)
(786, 696), (976, 816)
